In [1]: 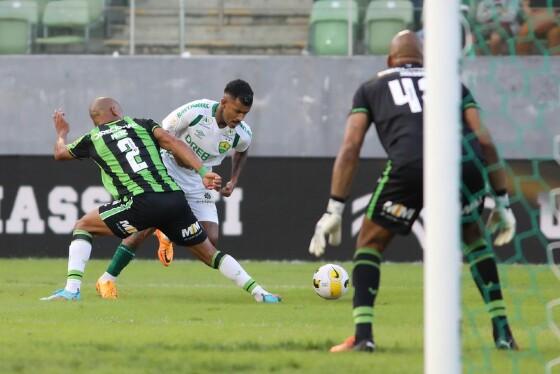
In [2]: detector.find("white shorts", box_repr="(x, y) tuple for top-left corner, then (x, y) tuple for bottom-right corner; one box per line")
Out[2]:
(162, 152), (220, 224)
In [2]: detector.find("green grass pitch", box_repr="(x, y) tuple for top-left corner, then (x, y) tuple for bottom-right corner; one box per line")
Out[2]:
(0, 259), (557, 373)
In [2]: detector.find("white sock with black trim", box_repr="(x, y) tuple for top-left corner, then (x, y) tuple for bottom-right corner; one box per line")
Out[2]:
(65, 238), (92, 293)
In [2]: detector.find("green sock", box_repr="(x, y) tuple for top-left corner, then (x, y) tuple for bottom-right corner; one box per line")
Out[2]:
(352, 247), (382, 342)
(463, 239), (507, 319)
(106, 244), (135, 277)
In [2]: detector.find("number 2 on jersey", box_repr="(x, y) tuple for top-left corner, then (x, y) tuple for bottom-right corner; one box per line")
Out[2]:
(117, 138), (148, 173)
(388, 77), (426, 113)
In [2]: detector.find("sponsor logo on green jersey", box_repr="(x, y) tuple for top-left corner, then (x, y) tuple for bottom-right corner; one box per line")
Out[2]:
(92, 123), (134, 140)
(110, 129), (128, 140)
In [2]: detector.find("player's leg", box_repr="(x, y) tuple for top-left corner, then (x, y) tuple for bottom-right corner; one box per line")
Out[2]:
(155, 221), (219, 267)
(331, 162), (421, 352)
(155, 229), (174, 266)
(330, 220), (394, 353)
(154, 169), (219, 267)
(462, 222), (518, 350)
(156, 220), (218, 265)
(180, 237), (281, 303)
(41, 207), (114, 301)
(201, 221), (219, 246)
(461, 161), (518, 350)
(160, 194), (281, 303)
(96, 228), (154, 299)
(96, 192), (184, 298)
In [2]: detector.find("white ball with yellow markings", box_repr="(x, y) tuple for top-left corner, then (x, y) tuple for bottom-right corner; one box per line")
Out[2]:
(312, 264), (350, 299)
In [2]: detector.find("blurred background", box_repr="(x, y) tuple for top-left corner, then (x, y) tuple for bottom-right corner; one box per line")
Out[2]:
(0, 0), (558, 56)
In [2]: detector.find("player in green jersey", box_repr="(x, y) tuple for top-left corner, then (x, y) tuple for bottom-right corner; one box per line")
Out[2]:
(40, 97), (227, 301)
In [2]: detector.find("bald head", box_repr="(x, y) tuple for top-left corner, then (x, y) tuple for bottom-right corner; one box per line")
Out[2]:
(388, 30), (423, 68)
(89, 97), (123, 125)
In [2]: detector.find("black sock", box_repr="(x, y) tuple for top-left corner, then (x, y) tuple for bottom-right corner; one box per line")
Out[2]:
(464, 239), (508, 326)
(352, 247), (382, 342)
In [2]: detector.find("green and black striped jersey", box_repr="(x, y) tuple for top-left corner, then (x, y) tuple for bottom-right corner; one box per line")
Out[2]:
(67, 116), (181, 200)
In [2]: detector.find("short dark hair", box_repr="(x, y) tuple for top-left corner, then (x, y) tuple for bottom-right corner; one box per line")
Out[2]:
(224, 79), (253, 106)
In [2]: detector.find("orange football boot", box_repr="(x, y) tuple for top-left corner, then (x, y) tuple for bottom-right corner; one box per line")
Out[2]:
(96, 279), (118, 300)
(155, 229), (174, 267)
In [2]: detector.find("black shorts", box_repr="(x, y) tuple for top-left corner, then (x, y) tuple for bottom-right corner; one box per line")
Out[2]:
(99, 191), (207, 246)
(365, 160), (486, 234)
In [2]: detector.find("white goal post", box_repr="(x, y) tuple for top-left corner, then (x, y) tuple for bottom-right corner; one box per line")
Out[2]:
(424, 1), (461, 374)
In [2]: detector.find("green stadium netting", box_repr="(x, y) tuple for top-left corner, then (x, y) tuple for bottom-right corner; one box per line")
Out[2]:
(459, 1), (560, 372)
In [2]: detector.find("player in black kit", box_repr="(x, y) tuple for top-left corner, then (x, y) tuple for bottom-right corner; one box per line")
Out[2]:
(309, 31), (518, 352)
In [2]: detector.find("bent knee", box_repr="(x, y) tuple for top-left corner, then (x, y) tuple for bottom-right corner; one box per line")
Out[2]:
(356, 237), (389, 252)
(122, 231), (147, 249)
(356, 220), (394, 252)
(208, 233), (219, 248)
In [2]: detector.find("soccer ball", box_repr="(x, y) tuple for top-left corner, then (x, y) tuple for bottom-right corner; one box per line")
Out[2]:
(312, 264), (350, 299)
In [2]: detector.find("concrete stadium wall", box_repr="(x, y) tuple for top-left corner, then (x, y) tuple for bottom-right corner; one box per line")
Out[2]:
(1, 56), (559, 158)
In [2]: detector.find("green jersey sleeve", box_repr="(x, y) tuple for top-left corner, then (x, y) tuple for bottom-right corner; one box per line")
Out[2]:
(234, 122), (252, 152)
(461, 84), (479, 110)
(132, 118), (161, 133)
(350, 83), (371, 117)
(66, 134), (91, 159)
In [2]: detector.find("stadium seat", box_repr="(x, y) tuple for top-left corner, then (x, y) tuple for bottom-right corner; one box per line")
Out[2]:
(364, 0), (414, 55)
(35, 0), (90, 51)
(318, 0), (370, 21)
(0, 17), (30, 53)
(0, 0), (39, 50)
(0, 1), (39, 24)
(309, 0), (359, 55)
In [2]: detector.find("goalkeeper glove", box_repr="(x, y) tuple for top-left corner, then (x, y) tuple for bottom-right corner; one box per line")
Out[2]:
(309, 198), (345, 257)
(486, 192), (516, 246)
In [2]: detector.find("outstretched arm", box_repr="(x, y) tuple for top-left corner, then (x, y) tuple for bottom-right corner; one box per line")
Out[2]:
(464, 107), (507, 193)
(221, 149), (248, 197)
(464, 106), (515, 246)
(52, 110), (75, 161)
(308, 112), (369, 257)
(153, 127), (222, 190)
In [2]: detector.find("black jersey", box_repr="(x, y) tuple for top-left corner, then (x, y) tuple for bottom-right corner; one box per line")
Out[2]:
(67, 116), (181, 200)
(351, 64), (483, 166)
